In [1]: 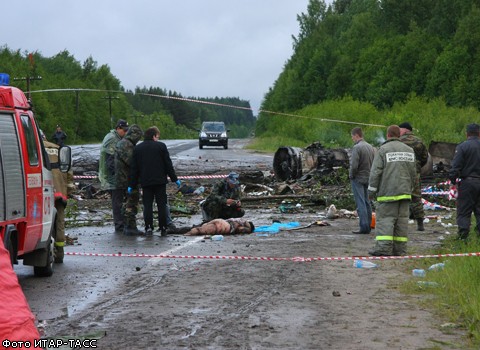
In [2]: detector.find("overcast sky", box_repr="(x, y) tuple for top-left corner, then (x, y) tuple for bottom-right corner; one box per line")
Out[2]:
(2, 0), (315, 114)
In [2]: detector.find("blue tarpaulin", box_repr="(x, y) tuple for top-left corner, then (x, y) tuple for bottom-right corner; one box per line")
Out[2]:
(254, 222), (300, 234)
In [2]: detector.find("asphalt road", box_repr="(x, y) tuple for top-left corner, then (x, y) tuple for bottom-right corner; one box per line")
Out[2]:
(14, 140), (466, 349)
(16, 138), (273, 322)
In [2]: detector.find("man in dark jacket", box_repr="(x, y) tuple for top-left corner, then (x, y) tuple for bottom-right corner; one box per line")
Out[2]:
(51, 125), (67, 146)
(449, 123), (480, 241)
(114, 125), (143, 236)
(399, 122), (429, 231)
(129, 126), (181, 236)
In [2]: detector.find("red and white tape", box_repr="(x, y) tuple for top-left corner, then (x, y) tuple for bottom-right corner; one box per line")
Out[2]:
(421, 198), (455, 211)
(73, 174), (228, 180)
(65, 251), (480, 262)
(178, 174), (228, 179)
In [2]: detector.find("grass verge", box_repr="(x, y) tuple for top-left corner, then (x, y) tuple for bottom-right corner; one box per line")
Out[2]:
(401, 234), (480, 348)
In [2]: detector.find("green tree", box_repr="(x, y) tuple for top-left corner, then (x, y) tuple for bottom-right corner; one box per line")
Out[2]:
(293, 0), (327, 49)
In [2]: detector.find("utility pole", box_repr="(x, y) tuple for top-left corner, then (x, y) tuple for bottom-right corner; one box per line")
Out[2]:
(13, 53), (42, 101)
(102, 95), (119, 129)
(74, 90), (80, 144)
(132, 114), (144, 124)
(13, 75), (42, 100)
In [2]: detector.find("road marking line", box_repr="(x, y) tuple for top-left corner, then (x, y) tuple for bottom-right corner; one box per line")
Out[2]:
(148, 236), (204, 265)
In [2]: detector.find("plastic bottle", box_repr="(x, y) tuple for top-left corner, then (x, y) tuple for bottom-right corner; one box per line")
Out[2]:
(428, 263), (445, 271)
(193, 186), (205, 195)
(412, 269), (426, 277)
(417, 281), (439, 287)
(353, 260), (377, 268)
(210, 235), (224, 241)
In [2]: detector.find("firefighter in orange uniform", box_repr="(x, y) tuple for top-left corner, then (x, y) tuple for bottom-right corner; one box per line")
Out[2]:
(42, 133), (74, 263)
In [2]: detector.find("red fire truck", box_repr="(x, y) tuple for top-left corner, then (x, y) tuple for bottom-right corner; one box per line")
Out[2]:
(0, 73), (71, 276)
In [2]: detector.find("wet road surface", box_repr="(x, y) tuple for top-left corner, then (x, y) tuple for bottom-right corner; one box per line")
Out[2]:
(17, 138), (273, 323)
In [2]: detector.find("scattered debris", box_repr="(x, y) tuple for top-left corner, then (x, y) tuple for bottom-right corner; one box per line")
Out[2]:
(273, 143), (349, 181)
(326, 204), (338, 219)
(65, 235), (78, 245)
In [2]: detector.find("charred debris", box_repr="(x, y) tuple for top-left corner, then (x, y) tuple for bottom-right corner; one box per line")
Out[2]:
(69, 141), (457, 217)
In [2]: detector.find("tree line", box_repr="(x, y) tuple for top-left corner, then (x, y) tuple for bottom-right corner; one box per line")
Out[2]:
(256, 0), (480, 150)
(0, 47), (256, 144)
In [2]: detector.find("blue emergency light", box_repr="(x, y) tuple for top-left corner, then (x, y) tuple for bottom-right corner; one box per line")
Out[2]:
(0, 73), (10, 86)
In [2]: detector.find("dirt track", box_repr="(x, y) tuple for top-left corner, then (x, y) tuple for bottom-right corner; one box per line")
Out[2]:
(46, 205), (466, 349)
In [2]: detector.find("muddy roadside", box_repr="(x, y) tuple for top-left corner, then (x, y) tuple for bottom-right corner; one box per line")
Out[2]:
(46, 208), (466, 350)
(43, 158), (468, 350)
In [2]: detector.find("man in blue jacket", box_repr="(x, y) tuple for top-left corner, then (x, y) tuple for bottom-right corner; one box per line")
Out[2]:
(129, 126), (181, 236)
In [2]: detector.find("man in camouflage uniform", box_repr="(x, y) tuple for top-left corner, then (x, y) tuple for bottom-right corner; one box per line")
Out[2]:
(399, 122), (429, 231)
(43, 135), (74, 263)
(114, 124), (143, 236)
(201, 172), (245, 221)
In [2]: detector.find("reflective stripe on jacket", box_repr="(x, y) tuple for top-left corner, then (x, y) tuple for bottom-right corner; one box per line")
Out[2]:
(375, 235), (408, 242)
(368, 138), (416, 202)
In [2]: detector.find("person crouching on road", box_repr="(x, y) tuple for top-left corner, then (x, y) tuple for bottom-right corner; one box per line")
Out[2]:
(129, 126), (181, 236)
(201, 172), (245, 221)
(114, 124), (143, 236)
(184, 218), (254, 236)
(368, 125), (416, 257)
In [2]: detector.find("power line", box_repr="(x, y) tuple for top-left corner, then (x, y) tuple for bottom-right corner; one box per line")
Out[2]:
(30, 88), (386, 128)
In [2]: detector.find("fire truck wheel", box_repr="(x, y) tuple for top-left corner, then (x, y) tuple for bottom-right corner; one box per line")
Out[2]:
(33, 236), (54, 277)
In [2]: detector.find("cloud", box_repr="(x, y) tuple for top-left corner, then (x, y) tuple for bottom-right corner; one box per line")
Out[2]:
(3, 0), (311, 113)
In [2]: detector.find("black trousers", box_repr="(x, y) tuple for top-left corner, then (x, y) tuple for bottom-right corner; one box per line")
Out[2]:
(111, 189), (125, 231)
(142, 184), (167, 230)
(457, 178), (480, 237)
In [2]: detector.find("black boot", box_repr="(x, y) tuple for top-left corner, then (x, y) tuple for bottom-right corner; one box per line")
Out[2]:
(458, 228), (469, 241)
(54, 246), (64, 263)
(124, 226), (143, 236)
(416, 218), (425, 231)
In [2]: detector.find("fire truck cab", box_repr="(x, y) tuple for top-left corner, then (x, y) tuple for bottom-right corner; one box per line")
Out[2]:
(0, 73), (71, 277)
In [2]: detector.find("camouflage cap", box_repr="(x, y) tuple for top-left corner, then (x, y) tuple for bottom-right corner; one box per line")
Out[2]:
(226, 172), (239, 186)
